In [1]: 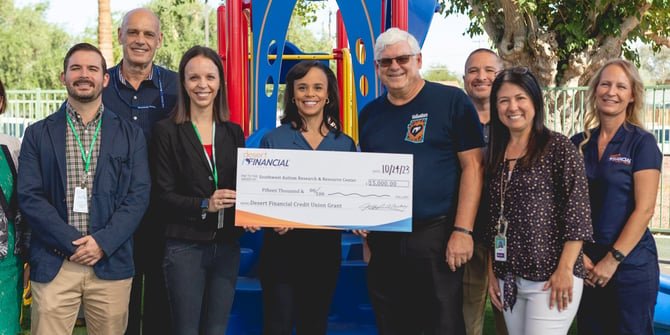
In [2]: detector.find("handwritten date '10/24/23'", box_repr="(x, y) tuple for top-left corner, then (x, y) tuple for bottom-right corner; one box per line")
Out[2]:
(380, 164), (411, 175)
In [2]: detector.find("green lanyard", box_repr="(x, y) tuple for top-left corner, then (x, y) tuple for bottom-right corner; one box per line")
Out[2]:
(66, 113), (102, 186)
(191, 122), (218, 188)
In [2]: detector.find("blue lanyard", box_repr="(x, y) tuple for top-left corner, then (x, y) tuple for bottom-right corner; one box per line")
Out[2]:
(112, 67), (165, 110)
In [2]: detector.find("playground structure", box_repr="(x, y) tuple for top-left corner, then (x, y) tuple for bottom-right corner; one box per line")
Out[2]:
(218, 0), (439, 144)
(216, 1), (438, 333)
(214, 1), (670, 333)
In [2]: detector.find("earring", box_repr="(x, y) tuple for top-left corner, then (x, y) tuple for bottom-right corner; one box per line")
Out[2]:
(325, 98), (330, 104)
(292, 98), (296, 103)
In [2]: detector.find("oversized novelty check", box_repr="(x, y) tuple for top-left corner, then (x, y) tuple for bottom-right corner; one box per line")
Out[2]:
(235, 148), (413, 232)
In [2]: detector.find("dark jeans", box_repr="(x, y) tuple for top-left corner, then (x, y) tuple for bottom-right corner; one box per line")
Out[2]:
(366, 217), (465, 335)
(260, 267), (339, 335)
(126, 233), (169, 335)
(163, 239), (240, 335)
(577, 240), (659, 335)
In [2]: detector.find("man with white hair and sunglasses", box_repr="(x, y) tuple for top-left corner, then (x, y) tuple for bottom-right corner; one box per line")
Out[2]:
(358, 28), (485, 334)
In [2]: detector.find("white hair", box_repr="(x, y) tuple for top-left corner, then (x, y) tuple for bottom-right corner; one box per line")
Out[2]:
(374, 28), (421, 60)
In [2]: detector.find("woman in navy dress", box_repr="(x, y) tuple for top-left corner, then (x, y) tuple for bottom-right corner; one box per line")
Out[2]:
(572, 59), (661, 335)
(250, 61), (356, 335)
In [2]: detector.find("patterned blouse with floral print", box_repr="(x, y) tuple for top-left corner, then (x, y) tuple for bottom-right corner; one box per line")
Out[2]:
(487, 131), (593, 310)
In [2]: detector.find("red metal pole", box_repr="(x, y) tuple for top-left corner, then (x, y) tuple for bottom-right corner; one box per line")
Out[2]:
(217, 5), (227, 69)
(391, 0), (408, 30)
(336, 10), (347, 122)
(226, 0), (243, 126)
(241, 5), (250, 136)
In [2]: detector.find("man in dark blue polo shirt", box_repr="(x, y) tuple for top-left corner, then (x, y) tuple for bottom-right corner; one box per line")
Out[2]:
(101, 8), (177, 335)
(359, 28), (484, 334)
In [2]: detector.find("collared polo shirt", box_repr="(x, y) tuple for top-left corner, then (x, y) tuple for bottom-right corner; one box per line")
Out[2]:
(102, 63), (178, 141)
(571, 123), (662, 245)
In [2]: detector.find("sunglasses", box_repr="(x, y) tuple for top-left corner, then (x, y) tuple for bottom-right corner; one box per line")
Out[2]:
(504, 66), (530, 75)
(375, 54), (415, 67)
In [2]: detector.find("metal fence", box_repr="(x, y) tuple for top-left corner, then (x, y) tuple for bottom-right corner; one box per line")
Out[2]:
(544, 85), (670, 232)
(3, 86), (670, 231)
(0, 89), (67, 138)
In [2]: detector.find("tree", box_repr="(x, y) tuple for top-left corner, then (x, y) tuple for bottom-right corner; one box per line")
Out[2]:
(440, 0), (670, 133)
(143, 0), (327, 71)
(422, 64), (462, 85)
(146, 0), (218, 71)
(98, 0), (114, 67)
(440, 0), (670, 88)
(286, 16), (333, 53)
(0, 0), (72, 89)
(639, 45), (670, 85)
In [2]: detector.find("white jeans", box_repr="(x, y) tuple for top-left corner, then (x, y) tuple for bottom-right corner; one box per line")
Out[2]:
(500, 276), (583, 335)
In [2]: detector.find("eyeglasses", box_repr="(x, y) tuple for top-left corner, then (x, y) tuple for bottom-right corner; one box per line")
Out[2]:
(112, 68), (165, 110)
(375, 54), (415, 67)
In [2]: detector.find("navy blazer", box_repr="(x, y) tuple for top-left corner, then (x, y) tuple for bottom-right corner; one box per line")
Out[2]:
(18, 103), (151, 282)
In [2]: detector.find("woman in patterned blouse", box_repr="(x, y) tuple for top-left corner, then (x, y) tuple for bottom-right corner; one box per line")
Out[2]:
(486, 67), (593, 334)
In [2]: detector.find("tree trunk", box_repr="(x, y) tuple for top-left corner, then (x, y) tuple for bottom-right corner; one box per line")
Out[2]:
(98, 0), (113, 68)
(467, 0), (651, 133)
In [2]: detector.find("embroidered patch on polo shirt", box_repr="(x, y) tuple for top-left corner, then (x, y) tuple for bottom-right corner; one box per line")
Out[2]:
(608, 153), (632, 165)
(405, 114), (427, 143)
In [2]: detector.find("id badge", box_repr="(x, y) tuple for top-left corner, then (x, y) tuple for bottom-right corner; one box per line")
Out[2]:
(73, 187), (89, 213)
(494, 235), (507, 261)
(217, 210), (225, 229)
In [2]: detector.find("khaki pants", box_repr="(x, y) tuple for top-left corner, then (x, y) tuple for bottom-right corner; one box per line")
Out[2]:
(463, 242), (508, 335)
(31, 260), (132, 335)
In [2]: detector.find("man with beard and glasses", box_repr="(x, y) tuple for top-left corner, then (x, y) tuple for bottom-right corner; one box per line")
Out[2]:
(101, 8), (177, 334)
(17, 43), (150, 335)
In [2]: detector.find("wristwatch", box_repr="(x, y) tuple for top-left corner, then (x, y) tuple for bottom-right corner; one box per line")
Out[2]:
(200, 198), (209, 220)
(610, 247), (625, 262)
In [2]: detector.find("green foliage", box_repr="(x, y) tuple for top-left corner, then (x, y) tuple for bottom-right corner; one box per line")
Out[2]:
(438, 0), (670, 84)
(77, 0), (217, 72)
(422, 64), (462, 85)
(294, 0), (326, 25)
(0, 0), (73, 89)
(125, 0), (325, 72)
(286, 17), (333, 54)
(0, 0), (331, 89)
(147, 0), (218, 71)
(639, 45), (670, 85)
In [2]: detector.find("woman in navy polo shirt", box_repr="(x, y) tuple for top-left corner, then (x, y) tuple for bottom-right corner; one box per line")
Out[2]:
(572, 59), (661, 335)
(249, 61), (357, 335)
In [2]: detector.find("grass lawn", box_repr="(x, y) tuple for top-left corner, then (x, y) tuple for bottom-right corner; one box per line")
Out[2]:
(20, 297), (578, 335)
(482, 296), (578, 335)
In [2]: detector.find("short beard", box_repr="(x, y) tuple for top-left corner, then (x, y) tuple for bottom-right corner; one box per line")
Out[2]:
(66, 85), (101, 103)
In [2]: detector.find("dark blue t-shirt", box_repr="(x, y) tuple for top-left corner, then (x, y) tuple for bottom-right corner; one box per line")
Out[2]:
(103, 64), (178, 142)
(571, 124), (662, 246)
(359, 81), (484, 222)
